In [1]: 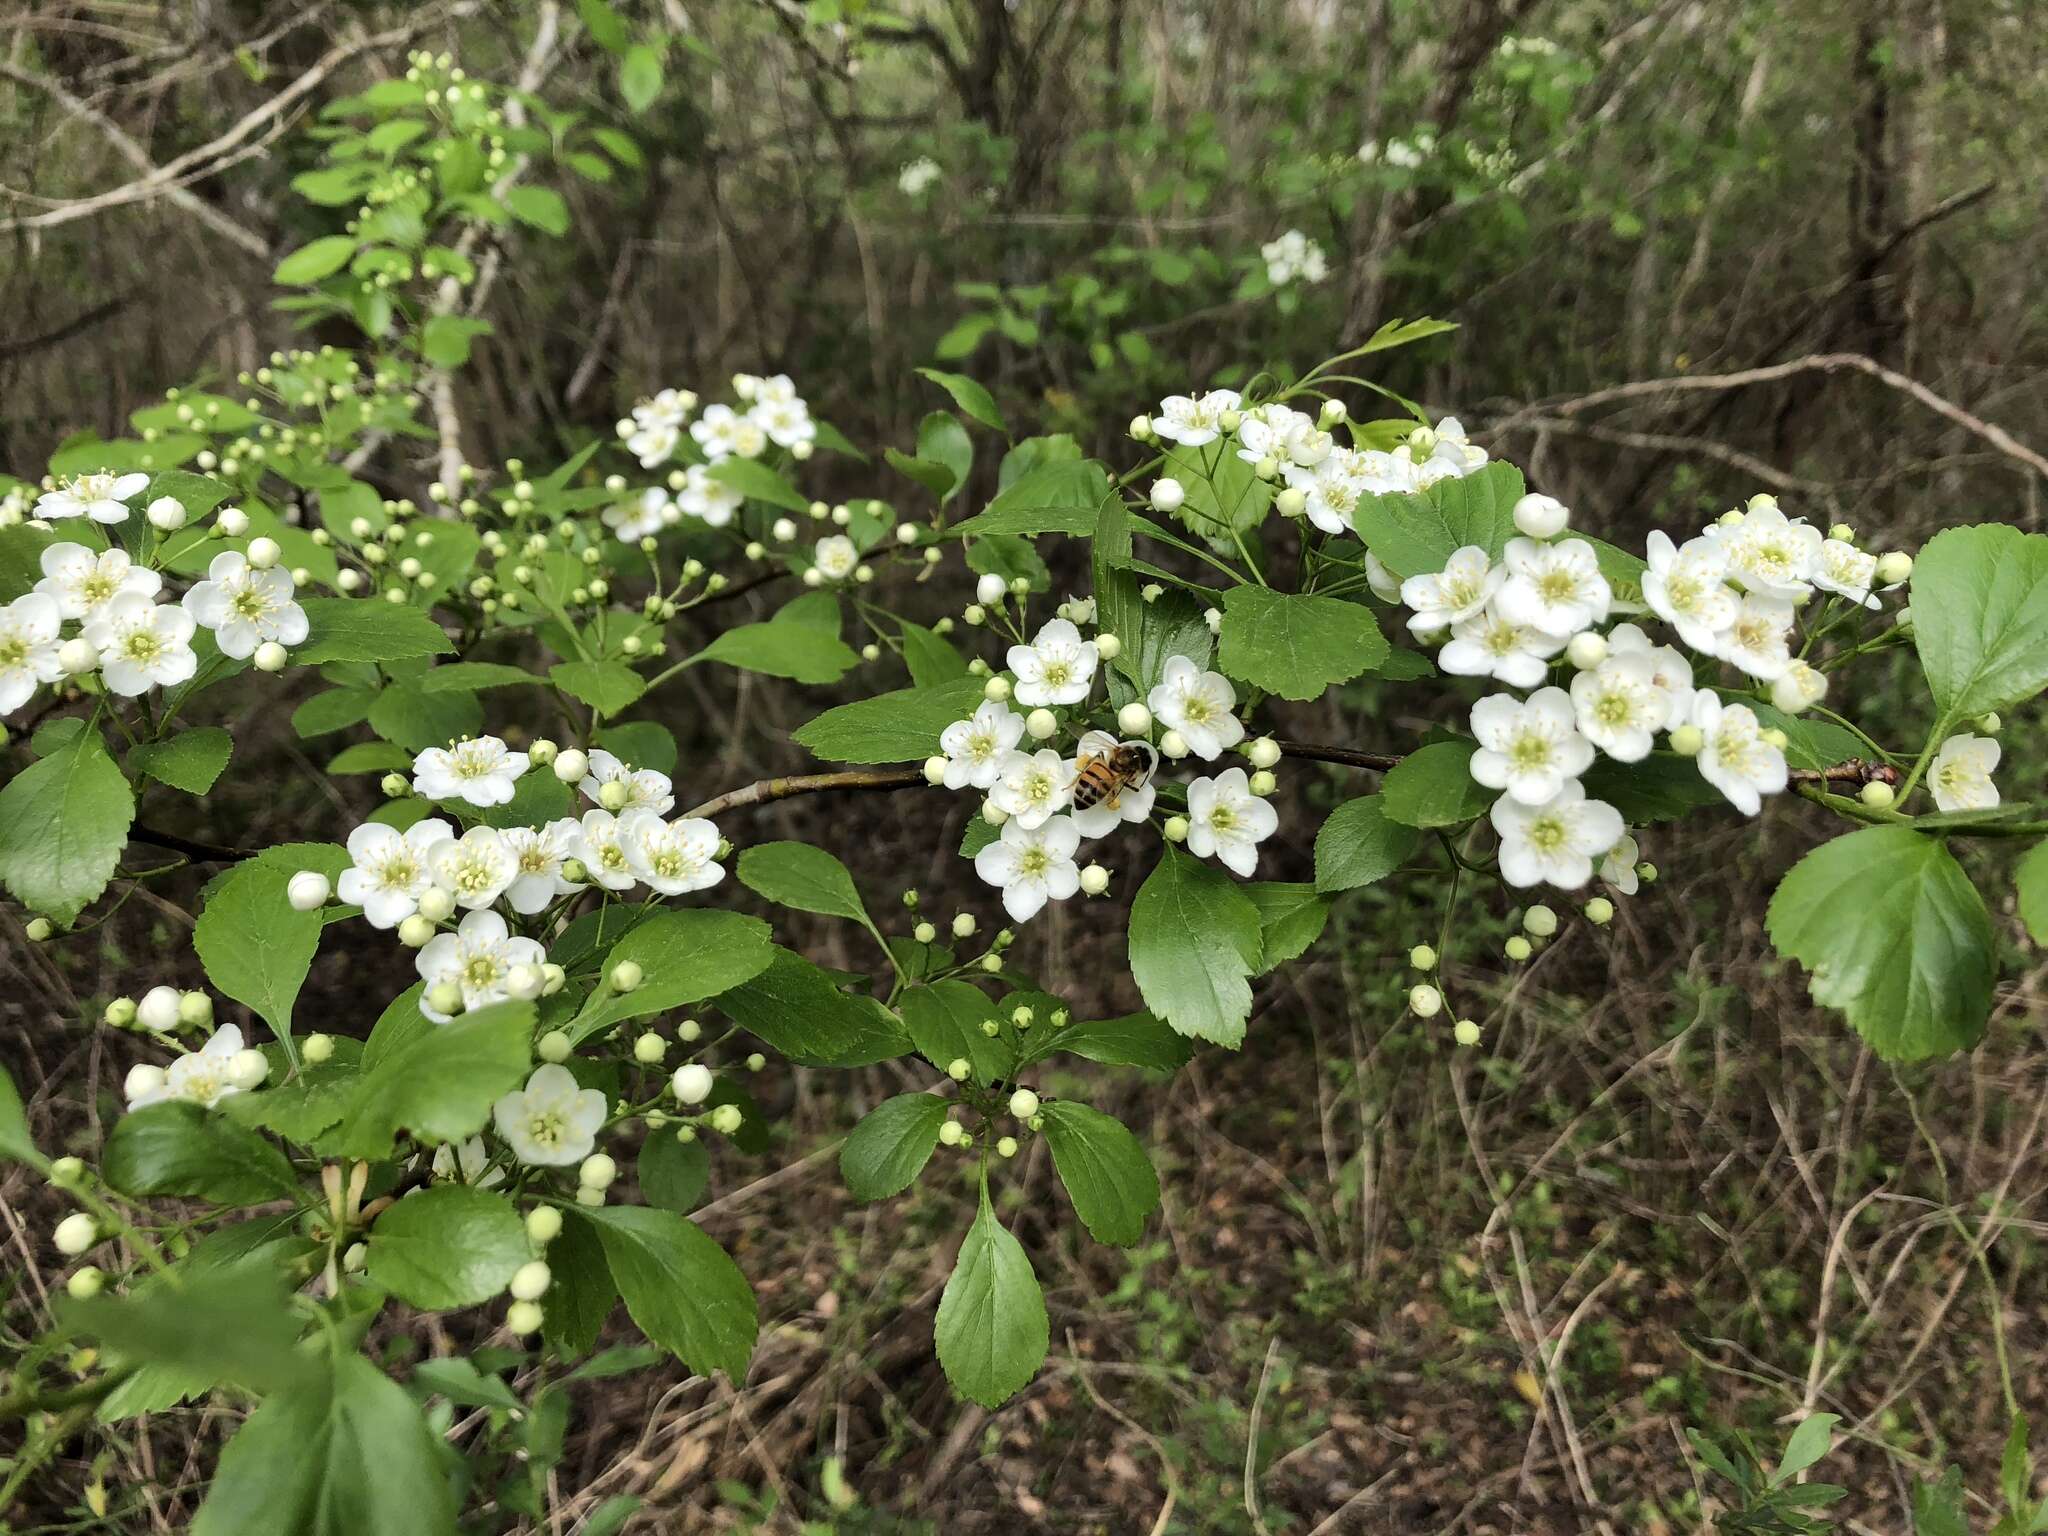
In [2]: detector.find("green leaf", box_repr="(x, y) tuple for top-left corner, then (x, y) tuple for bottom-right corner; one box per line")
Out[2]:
(366, 681), (481, 753)
(706, 456), (808, 512)
(367, 1185), (528, 1310)
(915, 367), (1006, 432)
(935, 1185), (1048, 1409)
(793, 677), (986, 764)
(419, 314), (493, 368)
(1766, 827), (1994, 1061)
(1774, 1413), (1840, 1485)
(1911, 1469), (1970, 1536)
(331, 1001), (533, 1159)
(417, 661), (541, 693)
(951, 459), (1112, 538)
(1580, 753), (1721, 823)
(295, 597), (452, 664)
(143, 468), (233, 519)
(900, 619), (968, 686)
(1910, 524), (2048, 719)
(1243, 882), (1330, 972)
(619, 44), (664, 112)
(576, 1205), (756, 1379)
(190, 1353), (457, 1536)
(899, 980), (1011, 1085)
(292, 687), (374, 738)
(504, 184), (570, 236)
(103, 1102), (298, 1207)
(639, 1128), (710, 1211)
(579, 0), (630, 52)
(1353, 462), (1526, 578)
(550, 659), (646, 717)
(712, 950), (911, 1067)
(67, 1251), (308, 1398)
(543, 1212), (616, 1356)
(0, 1064), (40, 1166)
(1314, 794), (1419, 893)
(0, 726), (134, 923)
(697, 621), (859, 684)
(840, 1093), (949, 1201)
(567, 911), (774, 1044)
(1022, 1012), (1193, 1073)
(1159, 442), (1270, 539)
(919, 411), (974, 498)
(2018, 840), (2048, 945)
(1128, 846), (1263, 1047)
(273, 235), (359, 286)
(1038, 1101), (1159, 1246)
(194, 844), (349, 1041)
(1381, 741), (1491, 828)
(1218, 586), (1388, 701)
(737, 841), (870, 923)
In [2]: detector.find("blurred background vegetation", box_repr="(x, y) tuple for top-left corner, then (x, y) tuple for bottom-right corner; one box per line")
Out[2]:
(3, 1), (2046, 1532)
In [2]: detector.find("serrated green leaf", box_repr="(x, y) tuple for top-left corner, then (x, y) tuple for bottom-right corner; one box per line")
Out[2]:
(793, 677), (985, 764)
(915, 367), (1006, 432)
(550, 659), (647, 717)
(194, 844), (350, 1041)
(1038, 1101), (1158, 1246)
(899, 980), (1011, 1084)
(0, 725), (133, 924)
(1910, 524), (2048, 719)
(1381, 741), (1491, 828)
(1313, 794), (1419, 892)
(737, 841), (869, 923)
(1354, 462), (1525, 579)
(712, 950), (911, 1067)
(840, 1092), (949, 1201)
(697, 621), (859, 684)
(575, 1205), (755, 1379)
(295, 597), (451, 664)
(367, 1185), (528, 1310)
(1128, 846), (1263, 1047)
(1218, 586), (1387, 700)
(935, 1185), (1047, 1408)
(273, 236), (358, 286)
(567, 910), (775, 1045)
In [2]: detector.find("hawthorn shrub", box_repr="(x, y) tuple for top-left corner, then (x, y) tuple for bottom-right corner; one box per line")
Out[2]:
(2, 52), (2045, 1533)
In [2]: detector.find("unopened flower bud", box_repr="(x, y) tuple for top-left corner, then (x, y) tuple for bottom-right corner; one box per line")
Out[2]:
(1247, 737), (1281, 769)
(1565, 632), (1608, 670)
(997, 1135), (1020, 1158)
(1875, 551), (1913, 585)
(1248, 769), (1276, 795)
(610, 960), (644, 993)
(506, 1299), (545, 1335)
(1860, 781), (1895, 809)
(1505, 935), (1534, 961)
(1008, 1087), (1040, 1119)
(708, 1103), (744, 1135)
(938, 1119), (965, 1145)
(537, 1030), (571, 1063)
(1159, 729), (1189, 759)
(102, 997), (137, 1028)
(124, 1063), (165, 1101)
(136, 986), (181, 1032)
(1163, 814), (1189, 842)
(247, 537), (282, 570)
(976, 573), (1008, 605)
(633, 1033), (666, 1064)
(227, 1049), (269, 1090)
(946, 1057), (971, 1082)
(287, 871), (330, 911)
(526, 1207), (563, 1244)
(599, 780), (630, 811)
(1275, 487), (1307, 519)
(398, 915), (435, 947)
(1513, 493), (1569, 539)
(1080, 863), (1111, 896)
(54, 1213), (98, 1256)
(1409, 944), (1437, 970)
(509, 1260), (551, 1301)
(1026, 708), (1058, 740)
(983, 676), (1011, 702)
(1095, 633), (1121, 660)
(1409, 984), (1443, 1018)
(66, 1265), (105, 1300)
(1453, 1019), (1482, 1047)
(57, 638), (96, 675)
(672, 1063), (713, 1104)
(578, 1153), (617, 1190)
(303, 1033), (335, 1064)
(426, 980), (465, 1016)
(553, 748), (588, 783)
(1669, 725), (1704, 757)
(923, 755), (948, 785)
(1150, 478), (1185, 513)
(1584, 897), (1615, 926)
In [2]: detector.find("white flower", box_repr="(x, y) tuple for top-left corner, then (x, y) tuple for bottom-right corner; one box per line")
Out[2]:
(813, 535), (858, 582)
(502, 819), (585, 914)
(939, 700), (1026, 790)
(1495, 537), (1611, 637)
(748, 396), (815, 449)
(1642, 531), (1738, 653)
(571, 809), (638, 891)
(1569, 652), (1674, 762)
(336, 818), (455, 928)
(36, 470), (148, 524)
(1605, 622), (1697, 721)
(1405, 418), (1488, 485)
(578, 750), (674, 815)
(1260, 229), (1328, 286)
(1929, 734), (2000, 813)
(1185, 768), (1279, 877)
(1813, 538), (1880, 609)
(1059, 593), (1097, 625)
(82, 594), (196, 696)
(618, 810), (724, 895)
(676, 464), (744, 528)
(603, 488), (673, 542)
(493, 1064), (608, 1167)
(1490, 781), (1625, 890)
(35, 543), (161, 622)
(689, 403), (747, 463)
(1146, 654), (1244, 761)
(1770, 660), (1828, 715)
(1151, 390), (1242, 448)
(1234, 404), (1319, 467)
(417, 910), (546, 1022)
(128, 1026), (247, 1110)
(755, 373), (801, 406)
(1469, 688), (1595, 805)
(626, 420), (679, 468)
(1437, 605), (1566, 689)
(1008, 618), (1098, 707)
(1713, 592), (1796, 681)
(428, 825), (518, 909)
(1688, 695), (1787, 816)
(430, 1136), (503, 1187)
(1714, 497), (1821, 599)
(412, 735), (529, 807)
(1277, 455), (1368, 536)
(1400, 545), (1503, 634)
(972, 814), (1082, 922)
(1600, 833), (1641, 895)
(0, 593), (65, 712)
(181, 551), (308, 660)
(988, 748), (1072, 829)
(1365, 551), (1404, 602)
(631, 388), (696, 431)
(898, 156), (941, 195)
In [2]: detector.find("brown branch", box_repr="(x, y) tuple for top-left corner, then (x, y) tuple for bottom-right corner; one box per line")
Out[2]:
(1274, 740), (1402, 772)
(128, 826), (253, 863)
(682, 767), (928, 821)
(1493, 353), (2048, 483)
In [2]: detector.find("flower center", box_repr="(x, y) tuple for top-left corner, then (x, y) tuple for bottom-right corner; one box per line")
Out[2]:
(377, 854), (419, 890)
(1508, 734), (1553, 772)
(0, 636), (26, 670)
(1041, 660), (1073, 689)
(121, 630), (161, 663)
(1209, 805), (1239, 834)
(1017, 847), (1050, 879)
(1592, 690), (1633, 728)
(1536, 570), (1578, 604)
(450, 854), (498, 895)
(1525, 813), (1569, 853)
(463, 955), (502, 989)
(80, 572), (116, 605)
(518, 847), (551, 874)
(229, 584), (272, 623)
(1181, 694), (1214, 725)
(524, 1108), (568, 1149)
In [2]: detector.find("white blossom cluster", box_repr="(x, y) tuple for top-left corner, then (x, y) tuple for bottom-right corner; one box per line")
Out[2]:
(605, 375), (819, 541)
(1388, 491), (1932, 888)
(116, 980), (269, 1113)
(897, 156), (942, 196)
(292, 740), (722, 1026)
(1145, 391), (1491, 536)
(932, 618), (1276, 923)
(0, 478), (306, 712)
(1259, 229), (1329, 287)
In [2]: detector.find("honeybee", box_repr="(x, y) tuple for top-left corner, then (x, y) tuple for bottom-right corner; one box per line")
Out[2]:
(1069, 729), (1158, 812)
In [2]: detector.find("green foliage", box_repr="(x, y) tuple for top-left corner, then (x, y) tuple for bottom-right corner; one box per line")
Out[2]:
(1128, 846), (1264, 1047)
(367, 1186), (529, 1309)
(0, 725), (134, 924)
(1910, 525), (2048, 720)
(574, 1205), (756, 1380)
(839, 1093), (950, 1201)
(194, 844), (351, 1041)
(1038, 1101), (1159, 1246)
(1217, 586), (1388, 700)
(934, 1184), (1048, 1409)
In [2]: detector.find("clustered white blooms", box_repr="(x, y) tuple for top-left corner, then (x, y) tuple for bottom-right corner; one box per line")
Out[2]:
(606, 373), (819, 548)
(897, 156), (942, 196)
(0, 480), (310, 716)
(1260, 229), (1329, 287)
(936, 615), (1273, 923)
(123, 1021), (268, 1112)
(1389, 489), (1917, 889)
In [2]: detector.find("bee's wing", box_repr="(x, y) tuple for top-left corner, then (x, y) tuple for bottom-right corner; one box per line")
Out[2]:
(1075, 728), (1118, 764)
(1123, 739), (1160, 784)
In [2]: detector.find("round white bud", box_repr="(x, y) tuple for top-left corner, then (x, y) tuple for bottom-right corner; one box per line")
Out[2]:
(923, 755), (949, 785)
(505, 1300), (544, 1335)
(1523, 904), (1559, 937)
(253, 641), (288, 672)
(1149, 478), (1186, 513)
(1453, 1019), (1482, 1048)
(136, 985), (182, 1032)
(1512, 493), (1570, 539)
(1117, 702), (1153, 736)
(1025, 708), (1058, 740)
(303, 1034), (334, 1064)
(976, 573), (1008, 605)
(1247, 736), (1281, 769)
(610, 960), (644, 993)
(509, 1260), (552, 1301)
(526, 1207), (563, 1244)
(504, 963), (543, 1001)
(1008, 1087), (1040, 1119)
(286, 871), (330, 911)
(952, 913), (977, 939)
(1095, 632), (1121, 660)
(54, 1213), (98, 1256)
(398, 915), (435, 947)
(1079, 863), (1111, 896)
(426, 980), (466, 1016)
(552, 748), (589, 783)
(227, 1049), (269, 1090)
(1876, 551), (1914, 586)
(146, 496), (187, 531)
(983, 676), (1012, 702)
(1163, 814), (1189, 842)
(1408, 984), (1443, 1019)
(216, 507), (249, 538)
(1158, 729), (1189, 759)
(246, 537), (282, 570)
(124, 1063), (166, 1101)
(578, 1153), (617, 1190)
(671, 1063), (714, 1105)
